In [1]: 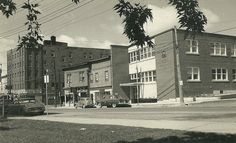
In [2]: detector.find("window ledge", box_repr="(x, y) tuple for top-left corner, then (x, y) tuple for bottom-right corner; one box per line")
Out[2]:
(187, 80), (201, 82)
(212, 80), (229, 82)
(210, 54), (227, 57)
(231, 55), (236, 58)
(185, 52), (199, 55)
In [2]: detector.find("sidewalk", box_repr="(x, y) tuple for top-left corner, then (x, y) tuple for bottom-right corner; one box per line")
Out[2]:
(10, 115), (236, 134)
(48, 97), (223, 109)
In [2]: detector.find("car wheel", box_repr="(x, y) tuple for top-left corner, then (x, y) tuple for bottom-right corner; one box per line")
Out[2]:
(97, 103), (102, 108)
(112, 103), (117, 108)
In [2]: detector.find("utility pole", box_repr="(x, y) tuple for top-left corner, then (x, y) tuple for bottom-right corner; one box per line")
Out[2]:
(1, 96), (4, 118)
(53, 57), (57, 107)
(136, 66), (139, 105)
(174, 26), (184, 104)
(44, 69), (49, 115)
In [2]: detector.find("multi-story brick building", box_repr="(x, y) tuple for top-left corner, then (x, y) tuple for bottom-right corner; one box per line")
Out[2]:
(7, 36), (110, 103)
(63, 45), (130, 106)
(7, 46), (43, 100)
(123, 28), (236, 102)
(156, 28), (236, 100)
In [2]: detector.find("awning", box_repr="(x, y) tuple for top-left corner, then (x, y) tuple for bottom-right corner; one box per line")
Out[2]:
(120, 82), (144, 87)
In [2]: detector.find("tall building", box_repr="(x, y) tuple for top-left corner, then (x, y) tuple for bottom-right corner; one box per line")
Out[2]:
(7, 36), (110, 103)
(7, 46), (43, 100)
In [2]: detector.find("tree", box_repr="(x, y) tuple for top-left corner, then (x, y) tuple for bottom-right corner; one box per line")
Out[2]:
(114, 0), (207, 48)
(1, 0), (207, 49)
(17, 0), (43, 50)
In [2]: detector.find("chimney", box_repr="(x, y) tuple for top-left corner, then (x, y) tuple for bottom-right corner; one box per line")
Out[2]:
(51, 36), (56, 44)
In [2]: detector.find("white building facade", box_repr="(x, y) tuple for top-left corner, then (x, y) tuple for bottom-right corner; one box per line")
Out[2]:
(128, 45), (157, 102)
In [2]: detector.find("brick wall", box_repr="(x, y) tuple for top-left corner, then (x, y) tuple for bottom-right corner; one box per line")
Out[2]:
(155, 29), (177, 100)
(177, 29), (236, 96)
(111, 45), (130, 100)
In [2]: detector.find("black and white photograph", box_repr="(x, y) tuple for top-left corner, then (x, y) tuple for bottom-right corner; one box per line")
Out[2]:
(0, 0), (236, 142)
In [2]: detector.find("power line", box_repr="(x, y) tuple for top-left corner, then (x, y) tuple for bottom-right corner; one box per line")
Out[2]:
(0, 0), (74, 37)
(0, 0), (95, 39)
(47, 7), (112, 35)
(41, 0), (95, 25)
(213, 26), (236, 34)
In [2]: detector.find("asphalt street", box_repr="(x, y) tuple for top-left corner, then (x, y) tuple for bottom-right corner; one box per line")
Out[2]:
(11, 99), (236, 134)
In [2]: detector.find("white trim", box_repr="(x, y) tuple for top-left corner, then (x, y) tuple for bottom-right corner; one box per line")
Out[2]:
(210, 42), (227, 56)
(186, 39), (199, 54)
(186, 67), (200, 81)
(211, 68), (228, 81)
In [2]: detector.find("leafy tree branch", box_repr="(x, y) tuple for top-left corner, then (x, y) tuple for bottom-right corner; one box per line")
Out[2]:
(17, 0), (43, 49)
(114, 0), (153, 48)
(0, 0), (16, 18)
(114, 0), (207, 47)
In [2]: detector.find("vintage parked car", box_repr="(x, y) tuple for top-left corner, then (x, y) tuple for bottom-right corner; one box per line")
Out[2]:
(13, 98), (45, 115)
(96, 98), (131, 108)
(1, 97), (45, 116)
(96, 99), (119, 108)
(75, 97), (94, 108)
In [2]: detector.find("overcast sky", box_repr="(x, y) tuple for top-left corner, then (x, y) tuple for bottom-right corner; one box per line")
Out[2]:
(1, 0), (236, 75)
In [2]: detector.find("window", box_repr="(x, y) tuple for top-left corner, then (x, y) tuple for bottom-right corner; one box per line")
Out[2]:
(89, 55), (93, 60)
(210, 42), (227, 56)
(186, 39), (198, 54)
(51, 52), (55, 57)
(105, 71), (109, 81)
(90, 74), (93, 83)
(130, 70), (156, 83)
(187, 67), (200, 81)
(153, 71), (156, 81)
(148, 71), (153, 81)
(69, 52), (72, 58)
(145, 72), (148, 82)
(79, 71), (85, 82)
(95, 73), (99, 82)
(231, 45), (236, 57)
(129, 52), (134, 63)
(232, 69), (236, 81)
(141, 73), (145, 82)
(66, 73), (71, 84)
(212, 68), (228, 81)
(129, 46), (154, 63)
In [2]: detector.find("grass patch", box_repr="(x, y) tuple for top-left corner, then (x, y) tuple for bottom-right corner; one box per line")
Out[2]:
(0, 119), (235, 143)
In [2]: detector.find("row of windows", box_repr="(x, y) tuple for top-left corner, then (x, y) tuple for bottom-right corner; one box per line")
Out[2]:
(129, 46), (155, 63)
(187, 67), (236, 81)
(8, 62), (23, 69)
(8, 71), (25, 79)
(130, 70), (156, 82)
(187, 40), (236, 57)
(66, 70), (109, 84)
(90, 71), (109, 83)
(9, 51), (24, 59)
(47, 51), (106, 61)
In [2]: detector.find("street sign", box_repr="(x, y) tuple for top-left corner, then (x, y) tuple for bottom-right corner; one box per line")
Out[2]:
(44, 75), (49, 83)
